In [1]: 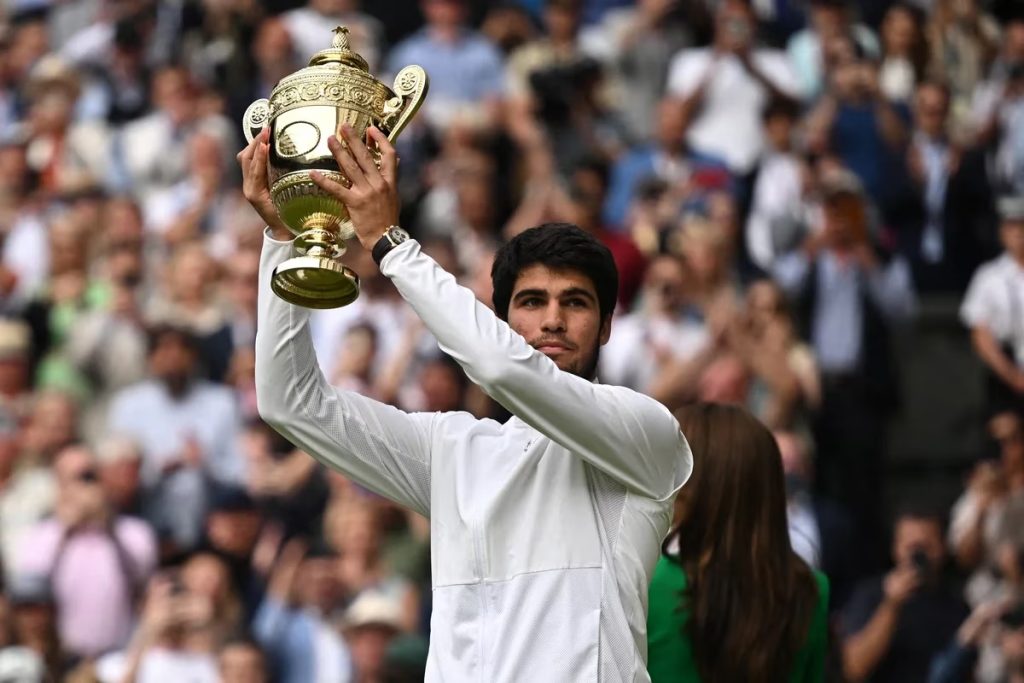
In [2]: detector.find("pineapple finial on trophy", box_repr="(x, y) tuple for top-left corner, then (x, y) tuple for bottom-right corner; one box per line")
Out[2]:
(331, 26), (350, 50)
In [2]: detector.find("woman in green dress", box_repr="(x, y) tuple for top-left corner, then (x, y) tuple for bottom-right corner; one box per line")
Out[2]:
(647, 403), (829, 683)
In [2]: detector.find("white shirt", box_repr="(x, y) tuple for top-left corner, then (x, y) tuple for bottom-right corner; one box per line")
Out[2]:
(787, 496), (821, 570)
(599, 312), (708, 392)
(96, 648), (218, 683)
(961, 253), (1024, 364)
(256, 234), (692, 682)
(667, 48), (798, 173)
(745, 150), (804, 270)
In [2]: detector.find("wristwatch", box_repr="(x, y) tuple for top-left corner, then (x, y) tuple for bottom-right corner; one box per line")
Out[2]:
(371, 226), (410, 266)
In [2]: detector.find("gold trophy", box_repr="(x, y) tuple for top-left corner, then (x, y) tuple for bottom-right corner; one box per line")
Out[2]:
(242, 26), (428, 308)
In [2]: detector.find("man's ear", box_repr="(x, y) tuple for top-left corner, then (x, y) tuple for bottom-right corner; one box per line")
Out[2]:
(599, 314), (612, 346)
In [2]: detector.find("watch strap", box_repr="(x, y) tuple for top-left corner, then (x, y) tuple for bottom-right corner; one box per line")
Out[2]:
(372, 227), (407, 266)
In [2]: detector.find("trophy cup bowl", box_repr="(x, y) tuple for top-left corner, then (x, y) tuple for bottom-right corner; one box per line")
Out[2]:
(242, 26), (428, 308)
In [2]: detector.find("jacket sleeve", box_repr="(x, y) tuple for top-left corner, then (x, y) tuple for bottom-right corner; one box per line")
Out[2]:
(380, 239), (692, 500)
(255, 233), (433, 517)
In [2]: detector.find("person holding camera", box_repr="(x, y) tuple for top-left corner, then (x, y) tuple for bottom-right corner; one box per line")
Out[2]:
(666, 0), (799, 178)
(929, 542), (1024, 682)
(840, 506), (968, 683)
(13, 444), (157, 663)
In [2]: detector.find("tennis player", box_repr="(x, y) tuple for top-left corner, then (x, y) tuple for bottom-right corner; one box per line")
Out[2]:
(239, 124), (692, 681)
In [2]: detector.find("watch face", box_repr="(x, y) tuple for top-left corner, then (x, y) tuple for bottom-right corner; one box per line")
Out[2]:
(389, 227), (409, 244)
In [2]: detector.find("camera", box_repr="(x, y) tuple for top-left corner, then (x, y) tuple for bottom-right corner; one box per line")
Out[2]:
(910, 548), (931, 576)
(1001, 602), (1024, 629)
(1008, 61), (1024, 83)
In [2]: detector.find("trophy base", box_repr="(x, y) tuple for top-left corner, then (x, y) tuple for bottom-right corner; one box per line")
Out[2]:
(271, 256), (360, 309)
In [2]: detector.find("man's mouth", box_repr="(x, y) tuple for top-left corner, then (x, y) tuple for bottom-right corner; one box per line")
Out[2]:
(533, 340), (573, 354)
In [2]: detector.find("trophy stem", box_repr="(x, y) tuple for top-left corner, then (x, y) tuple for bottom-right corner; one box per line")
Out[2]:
(294, 224), (345, 261)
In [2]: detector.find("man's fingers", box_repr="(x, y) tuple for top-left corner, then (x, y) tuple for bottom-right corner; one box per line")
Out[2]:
(340, 125), (381, 181)
(253, 139), (271, 186)
(328, 134), (366, 188)
(368, 127), (397, 186)
(238, 127), (268, 164)
(310, 168), (354, 203)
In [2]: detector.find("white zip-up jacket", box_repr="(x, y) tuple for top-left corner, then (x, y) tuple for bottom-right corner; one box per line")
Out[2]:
(255, 233), (693, 682)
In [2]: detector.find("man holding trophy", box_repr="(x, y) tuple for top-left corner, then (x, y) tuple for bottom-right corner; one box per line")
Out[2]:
(241, 26), (691, 681)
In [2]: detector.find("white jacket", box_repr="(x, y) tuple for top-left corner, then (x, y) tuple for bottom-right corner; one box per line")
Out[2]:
(255, 233), (693, 682)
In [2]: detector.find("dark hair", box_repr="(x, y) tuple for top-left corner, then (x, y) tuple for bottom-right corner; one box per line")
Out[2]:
(491, 223), (618, 321)
(664, 403), (819, 682)
(146, 323), (199, 356)
(423, 353), (469, 392)
(892, 501), (947, 535)
(762, 96), (800, 123)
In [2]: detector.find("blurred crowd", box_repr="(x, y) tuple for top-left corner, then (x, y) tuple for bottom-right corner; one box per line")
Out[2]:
(0, 0), (1023, 680)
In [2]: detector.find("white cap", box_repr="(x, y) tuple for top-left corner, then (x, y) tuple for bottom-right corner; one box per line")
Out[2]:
(342, 590), (404, 632)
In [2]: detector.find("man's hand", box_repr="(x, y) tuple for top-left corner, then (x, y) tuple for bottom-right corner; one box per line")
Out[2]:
(237, 127), (290, 241)
(882, 566), (921, 607)
(310, 125), (400, 252)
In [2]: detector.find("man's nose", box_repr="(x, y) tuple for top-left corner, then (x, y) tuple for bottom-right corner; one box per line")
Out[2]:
(540, 303), (566, 332)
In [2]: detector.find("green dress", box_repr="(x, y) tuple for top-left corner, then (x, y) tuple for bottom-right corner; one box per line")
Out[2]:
(647, 556), (830, 682)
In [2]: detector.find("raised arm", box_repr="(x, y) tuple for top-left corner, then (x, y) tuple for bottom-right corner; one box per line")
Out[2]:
(309, 125), (692, 500)
(240, 129), (434, 517)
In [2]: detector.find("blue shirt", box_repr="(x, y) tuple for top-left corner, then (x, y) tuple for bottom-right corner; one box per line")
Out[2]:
(386, 29), (505, 106)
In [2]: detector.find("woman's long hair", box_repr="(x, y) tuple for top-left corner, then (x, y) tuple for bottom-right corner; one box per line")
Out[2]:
(663, 403), (819, 682)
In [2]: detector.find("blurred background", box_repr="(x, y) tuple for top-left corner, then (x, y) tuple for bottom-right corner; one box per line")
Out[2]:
(0, 0), (1023, 680)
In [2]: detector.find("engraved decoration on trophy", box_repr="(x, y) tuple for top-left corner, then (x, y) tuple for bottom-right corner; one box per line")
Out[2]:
(242, 26), (429, 308)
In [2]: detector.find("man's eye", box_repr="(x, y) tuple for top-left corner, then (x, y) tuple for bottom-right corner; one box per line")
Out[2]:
(521, 298), (543, 307)
(566, 298), (587, 308)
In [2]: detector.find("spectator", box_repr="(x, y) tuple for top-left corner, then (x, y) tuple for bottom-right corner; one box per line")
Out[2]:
(341, 590), (407, 683)
(13, 444), (157, 661)
(878, 3), (929, 104)
(95, 435), (144, 517)
(786, 0), (880, 102)
(604, 98), (731, 231)
(773, 171), (916, 551)
(925, 0), (1000, 131)
(840, 505), (969, 683)
(114, 65), (233, 209)
(147, 241), (233, 382)
(218, 637), (270, 683)
(905, 80), (979, 293)
(107, 323), (244, 552)
(600, 253), (707, 391)
(647, 403), (829, 682)
(803, 35), (911, 217)
(961, 196), (1024, 417)
(666, 0), (799, 178)
(385, 0), (505, 135)
(201, 485), (266, 618)
(224, 17), (301, 137)
(0, 320), (33, 419)
(94, 572), (220, 683)
(776, 428), (860, 611)
(6, 573), (69, 681)
(283, 0), (385, 71)
(253, 539), (353, 683)
(947, 410), (1024, 607)
(587, 0), (698, 144)
(971, 18), (1024, 195)
(745, 96), (804, 270)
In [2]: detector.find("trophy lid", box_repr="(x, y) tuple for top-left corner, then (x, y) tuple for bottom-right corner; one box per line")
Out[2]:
(308, 26), (369, 72)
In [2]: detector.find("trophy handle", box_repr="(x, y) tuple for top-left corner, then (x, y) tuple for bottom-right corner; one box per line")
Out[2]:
(383, 66), (429, 142)
(242, 99), (271, 144)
